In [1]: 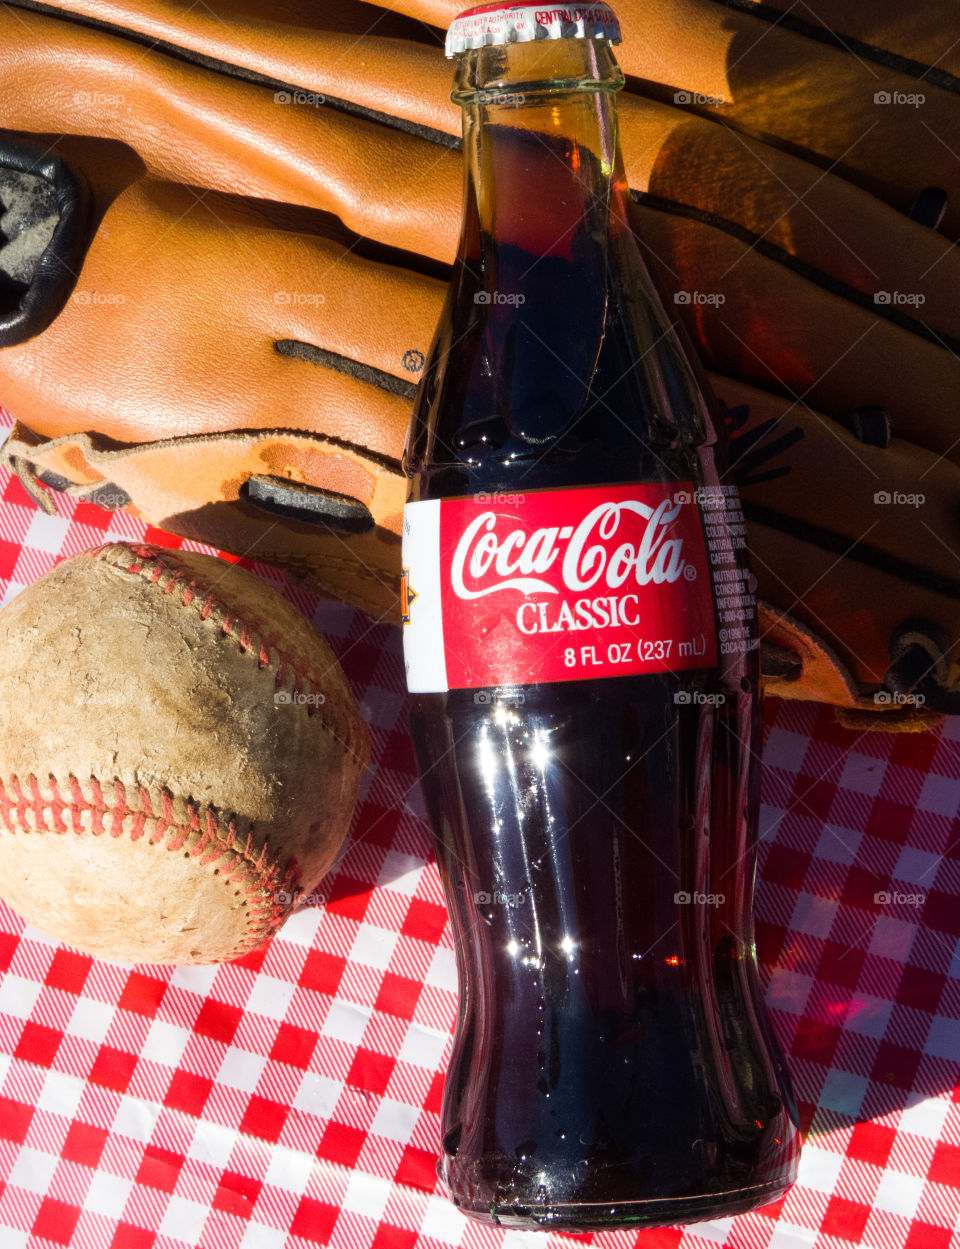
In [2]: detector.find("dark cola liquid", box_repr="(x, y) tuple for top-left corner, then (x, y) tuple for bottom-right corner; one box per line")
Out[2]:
(406, 123), (799, 1229)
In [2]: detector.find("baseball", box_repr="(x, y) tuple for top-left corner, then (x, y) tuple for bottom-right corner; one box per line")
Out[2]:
(0, 542), (369, 964)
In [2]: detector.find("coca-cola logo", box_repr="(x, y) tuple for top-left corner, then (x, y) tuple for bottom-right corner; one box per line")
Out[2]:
(450, 498), (686, 600)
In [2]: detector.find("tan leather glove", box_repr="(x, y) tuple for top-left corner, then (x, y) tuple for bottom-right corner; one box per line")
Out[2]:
(1, 0), (959, 727)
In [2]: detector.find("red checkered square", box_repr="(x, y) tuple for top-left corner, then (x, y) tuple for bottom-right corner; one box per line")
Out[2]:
(193, 999), (243, 1045)
(400, 898), (448, 946)
(791, 1019), (841, 1065)
(324, 876), (374, 923)
(0, 537), (21, 580)
(109, 1222), (156, 1249)
(141, 525), (182, 548)
(0, 1096), (33, 1143)
(231, 943), (269, 974)
(796, 777), (838, 822)
(0, 930), (17, 974)
(819, 940), (866, 991)
(423, 1071), (444, 1116)
(370, 1228), (418, 1249)
(32, 1197), (82, 1245)
(299, 950), (347, 997)
(866, 798), (915, 842)
(89, 1046), (138, 1092)
(44, 950), (93, 995)
(374, 973), (422, 1021)
(927, 1141), (960, 1186)
(62, 1121), (109, 1169)
(135, 1145), (185, 1193)
(289, 1197), (339, 1244)
(761, 844), (811, 892)
(2, 474), (41, 508)
(871, 1041), (922, 1091)
(14, 1020), (62, 1067)
(904, 1224), (953, 1249)
(270, 1023), (317, 1069)
(118, 973), (168, 1018)
(346, 1048), (395, 1096)
(238, 1095), (288, 1143)
(920, 890), (960, 938)
(820, 1195), (871, 1241)
(317, 1122), (365, 1169)
(212, 1171), (261, 1217)
(72, 500), (114, 531)
(395, 1145), (438, 1192)
(846, 1121), (896, 1169)
(163, 1071), (213, 1116)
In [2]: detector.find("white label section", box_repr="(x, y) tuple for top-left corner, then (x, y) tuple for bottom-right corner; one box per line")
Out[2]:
(402, 500), (448, 693)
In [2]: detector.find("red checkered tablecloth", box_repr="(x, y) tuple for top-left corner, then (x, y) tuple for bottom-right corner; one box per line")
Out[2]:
(0, 422), (957, 1249)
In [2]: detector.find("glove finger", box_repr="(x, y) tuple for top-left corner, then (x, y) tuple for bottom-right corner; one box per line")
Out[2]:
(0, 177), (445, 456)
(0, 5), (461, 263)
(33, 0), (461, 141)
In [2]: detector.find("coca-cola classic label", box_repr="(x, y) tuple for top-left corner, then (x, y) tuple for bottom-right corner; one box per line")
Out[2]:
(402, 483), (718, 691)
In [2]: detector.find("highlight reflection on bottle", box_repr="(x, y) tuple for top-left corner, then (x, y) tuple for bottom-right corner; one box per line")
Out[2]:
(401, 3), (800, 1231)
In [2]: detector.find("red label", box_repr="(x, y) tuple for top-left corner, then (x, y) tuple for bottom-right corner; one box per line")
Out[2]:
(402, 483), (719, 691)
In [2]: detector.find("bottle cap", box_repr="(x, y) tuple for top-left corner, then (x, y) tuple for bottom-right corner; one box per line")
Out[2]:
(446, 4), (622, 58)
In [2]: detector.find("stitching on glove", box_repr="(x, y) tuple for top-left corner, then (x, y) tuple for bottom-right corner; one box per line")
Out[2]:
(5, 0), (460, 147)
(744, 502), (960, 602)
(275, 339), (419, 403)
(632, 191), (960, 354)
(0, 772), (296, 956)
(703, 0), (960, 94)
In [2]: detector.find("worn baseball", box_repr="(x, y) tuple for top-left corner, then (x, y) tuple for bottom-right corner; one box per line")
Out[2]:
(0, 542), (369, 964)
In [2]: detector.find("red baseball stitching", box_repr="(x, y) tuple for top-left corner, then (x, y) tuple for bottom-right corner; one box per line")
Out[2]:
(94, 542), (368, 764)
(0, 772), (297, 958)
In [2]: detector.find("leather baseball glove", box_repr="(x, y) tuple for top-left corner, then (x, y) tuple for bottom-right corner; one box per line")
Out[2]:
(1, 0), (958, 728)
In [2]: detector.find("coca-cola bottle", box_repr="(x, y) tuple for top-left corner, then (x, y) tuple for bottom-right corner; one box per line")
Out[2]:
(401, 3), (800, 1231)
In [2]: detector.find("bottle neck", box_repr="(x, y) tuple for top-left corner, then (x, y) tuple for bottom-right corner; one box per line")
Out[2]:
(454, 40), (628, 272)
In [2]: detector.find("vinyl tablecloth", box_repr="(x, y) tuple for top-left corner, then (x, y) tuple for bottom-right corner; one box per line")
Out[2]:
(0, 424), (957, 1249)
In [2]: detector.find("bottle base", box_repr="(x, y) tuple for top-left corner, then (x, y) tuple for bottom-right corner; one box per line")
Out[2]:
(448, 1177), (795, 1232)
